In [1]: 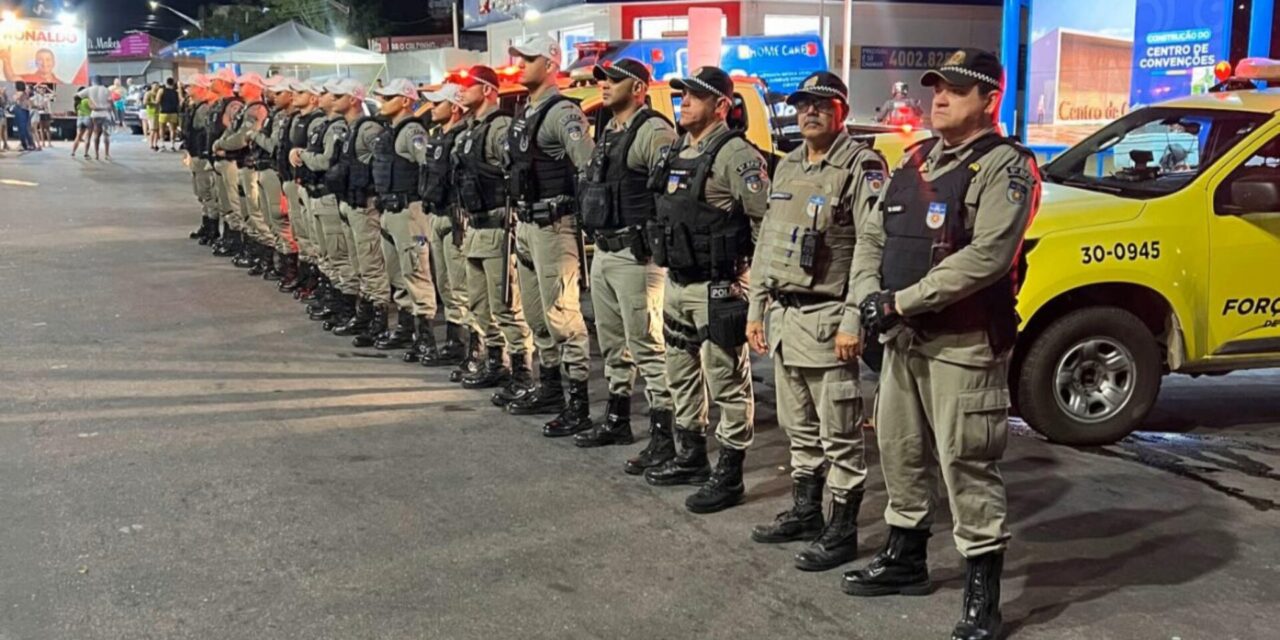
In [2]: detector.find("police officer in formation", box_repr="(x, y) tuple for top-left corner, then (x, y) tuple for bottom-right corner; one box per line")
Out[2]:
(250, 76), (300, 285)
(213, 73), (274, 274)
(206, 68), (247, 260)
(452, 66), (536, 393)
(368, 79), (437, 354)
(846, 49), (1038, 640)
(504, 36), (597, 436)
(175, 48), (1034, 635)
(746, 72), (886, 570)
(416, 83), (475, 369)
(573, 59), (677, 453)
(645, 66), (769, 514)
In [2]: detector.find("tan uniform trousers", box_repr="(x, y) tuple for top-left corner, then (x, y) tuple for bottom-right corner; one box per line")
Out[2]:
(191, 159), (218, 221)
(428, 213), (472, 329)
(662, 277), (754, 450)
(774, 349), (867, 500)
(312, 194), (355, 294)
(515, 218), (590, 382)
(464, 223), (530, 355)
(213, 160), (244, 231)
(589, 246), (671, 409)
(291, 185), (318, 264)
(877, 338), (1011, 557)
(339, 199), (390, 305)
(380, 201), (436, 318)
(257, 168), (296, 254)
(237, 167), (272, 245)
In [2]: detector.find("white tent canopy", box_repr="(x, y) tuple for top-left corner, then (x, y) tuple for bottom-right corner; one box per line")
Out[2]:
(204, 21), (385, 66)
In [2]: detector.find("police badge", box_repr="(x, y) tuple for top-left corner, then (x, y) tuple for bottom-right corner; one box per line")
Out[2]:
(926, 202), (947, 230)
(464, 138), (474, 154)
(806, 195), (826, 218)
(667, 175), (681, 194)
(433, 145), (444, 160)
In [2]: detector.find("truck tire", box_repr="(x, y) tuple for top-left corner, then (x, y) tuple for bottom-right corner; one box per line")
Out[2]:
(1015, 306), (1161, 445)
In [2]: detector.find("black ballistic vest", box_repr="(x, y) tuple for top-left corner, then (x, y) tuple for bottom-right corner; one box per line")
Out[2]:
(290, 111), (325, 186)
(419, 123), (462, 213)
(580, 109), (667, 234)
(455, 110), (511, 214)
(301, 115), (340, 191)
(275, 111), (297, 180)
(651, 130), (754, 282)
(328, 117), (382, 205)
(253, 106), (277, 170)
(507, 95), (576, 203)
(207, 96), (244, 160)
(371, 118), (422, 199)
(879, 134), (1028, 351)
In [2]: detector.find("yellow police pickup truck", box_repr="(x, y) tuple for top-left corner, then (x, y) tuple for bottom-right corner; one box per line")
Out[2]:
(1010, 59), (1280, 445)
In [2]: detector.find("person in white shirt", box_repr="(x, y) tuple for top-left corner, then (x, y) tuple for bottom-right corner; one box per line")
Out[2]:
(77, 77), (114, 160)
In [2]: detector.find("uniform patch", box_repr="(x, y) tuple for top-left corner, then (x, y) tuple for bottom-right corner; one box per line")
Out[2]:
(1006, 165), (1033, 183)
(926, 202), (947, 229)
(1007, 181), (1028, 204)
(667, 175), (681, 194)
(865, 170), (885, 193)
(567, 124), (584, 141)
(411, 135), (427, 152)
(519, 136), (530, 152)
(770, 192), (793, 201)
(464, 138), (474, 154)
(433, 145), (444, 159)
(805, 195), (826, 218)
(736, 160), (763, 177)
(745, 174), (764, 194)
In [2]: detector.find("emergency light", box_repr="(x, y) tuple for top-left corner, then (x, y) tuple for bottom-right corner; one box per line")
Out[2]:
(1232, 58), (1280, 83)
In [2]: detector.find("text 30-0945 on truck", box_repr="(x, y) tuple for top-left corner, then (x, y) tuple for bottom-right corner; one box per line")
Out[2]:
(1008, 57), (1280, 445)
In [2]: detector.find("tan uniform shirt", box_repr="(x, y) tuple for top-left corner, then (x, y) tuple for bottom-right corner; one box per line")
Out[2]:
(608, 106), (678, 175)
(350, 117), (384, 164)
(851, 127), (1041, 367)
(251, 107), (291, 155)
(300, 113), (348, 173)
(525, 86), (594, 176)
(214, 101), (267, 152)
(674, 120), (771, 236)
(747, 133), (886, 368)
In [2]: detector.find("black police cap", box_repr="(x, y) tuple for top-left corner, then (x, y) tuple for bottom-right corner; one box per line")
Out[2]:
(786, 71), (849, 106)
(921, 49), (1004, 90)
(670, 66), (733, 100)
(593, 58), (652, 85)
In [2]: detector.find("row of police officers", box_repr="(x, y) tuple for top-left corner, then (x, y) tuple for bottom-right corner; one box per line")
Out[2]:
(176, 43), (1038, 640)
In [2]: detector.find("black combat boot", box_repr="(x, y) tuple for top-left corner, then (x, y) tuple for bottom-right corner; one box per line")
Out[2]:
(490, 351), (535, 404)
(794, 490), (863, 571)
(644, 429), (712, 486)
(353, 304), (389, 348)
(543, 379), (593, 438)
(685, 447), (746, 514)
(232, 238), (256, 268)
(951, 553), (1004, 640)
(323, 294), (357, 332)
(212, 228), (238, 257)
(842, 526), (933, 597)
(422, 322), (464, 367)
(276, 253), (300, 289)
(461, 346), (509, 389)
(624, 409), (676, 475)
(306, 281), (335, 320)
(247, 245), (270, 276)
(189, 221), (205, 239)
(333, 298), (373, 336)
(449, 333), (483, 383)
(374, 309), (415, 350)
(751, 474), (826, 543)
(574, 394), (634, 447)
(298, 268), (323, 301)
(506, 365), (565, 415)
(197, 218), (220, 246)
(404, 317), (435, 363)
(262, 248), (283, 280)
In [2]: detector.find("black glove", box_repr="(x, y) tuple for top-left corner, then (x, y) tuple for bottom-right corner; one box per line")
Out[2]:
(859, 290), (900, 333)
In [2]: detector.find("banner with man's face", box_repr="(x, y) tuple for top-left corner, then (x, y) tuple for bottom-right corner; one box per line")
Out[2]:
(0, 18), (90, 86)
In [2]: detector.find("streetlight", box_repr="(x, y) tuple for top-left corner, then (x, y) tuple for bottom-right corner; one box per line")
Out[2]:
(148, 2), (203, 32)
(1, 10), (17, 22)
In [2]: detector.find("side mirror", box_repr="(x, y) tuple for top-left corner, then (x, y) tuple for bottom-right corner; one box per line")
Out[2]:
(1230, 176), (1280, 214)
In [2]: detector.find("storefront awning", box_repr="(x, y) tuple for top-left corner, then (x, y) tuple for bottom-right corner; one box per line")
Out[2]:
(88, 59), (153, 78)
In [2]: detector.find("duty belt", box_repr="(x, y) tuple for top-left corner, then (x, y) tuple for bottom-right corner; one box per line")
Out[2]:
(594, 227), (642, 253)
(469, 209), (507, 230)
(771, 291), (842, 309)
(515, 199), (570, 226)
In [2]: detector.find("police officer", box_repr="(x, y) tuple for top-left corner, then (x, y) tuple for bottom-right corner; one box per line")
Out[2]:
(369, 78), (435, 353)
(184, 75), (221, 246)
(453, 66), (536, 392)
(571, 58), (678, 452)
(413, 83), (474, 367)
(844, 50), (1040, 640)
(250, 76), (299, 284)
(282, 81), (325, 299)
(325, 78), (392, 346)
(503, 36), (596, 438)
(745, 72), (886, 571)
(644, 66), (769, 514)
(293, 83), (356, 331)
(213, 73), (273, 273)
(206, 68), (247, 259)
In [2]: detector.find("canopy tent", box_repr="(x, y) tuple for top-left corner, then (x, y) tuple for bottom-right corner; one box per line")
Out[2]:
(204, 21), (385, 66)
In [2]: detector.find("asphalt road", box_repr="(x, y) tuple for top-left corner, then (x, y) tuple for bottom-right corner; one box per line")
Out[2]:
(2, 138), (1278, 640)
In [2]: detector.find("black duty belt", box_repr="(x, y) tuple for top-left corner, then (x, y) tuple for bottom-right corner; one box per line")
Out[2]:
(594, 228), (642, 253)
(514, 199), (570, 226)
(469, 209), (507, 230)
(772, 291), (842, 308)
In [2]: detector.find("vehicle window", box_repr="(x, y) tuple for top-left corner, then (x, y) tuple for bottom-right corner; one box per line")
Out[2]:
(668, 92), (749, 135)
(1043, 108), (1267, 199)
(1214, 133), (1280, 215)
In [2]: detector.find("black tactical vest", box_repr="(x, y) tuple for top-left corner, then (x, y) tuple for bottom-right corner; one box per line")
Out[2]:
(879, 134), (1028, 351)
(650, 130), (754, 283)
(330, 117), (383, 206)
(419, 123), (463, 213)
(581, 109), (668, 234)
(207, 96), (244, 159)
(507, 94), (576, 203)
(299, 115), (340, 191)
(180, 101), (196, 152)
(371, 117), (422, 199)
(275, 111), (297, 180)
(252, 106), (277, 170)
(455, 110), (510, 214)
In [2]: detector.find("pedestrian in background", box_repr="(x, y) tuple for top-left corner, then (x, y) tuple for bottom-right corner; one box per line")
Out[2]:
(159, 77), (181, 151)
(0, 82), (10, 152)
(12, 80), (36, 151)
(71, 85), (92, 158)
(78, 77), (114, 160)
(145, 81), (160, 149)
(33, 83), (53, 149)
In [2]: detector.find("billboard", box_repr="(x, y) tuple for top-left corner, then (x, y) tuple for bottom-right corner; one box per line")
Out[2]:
(1129, 0), (1230, 106)
(0, 18), (90, 86)
(597, 34), (826, 94)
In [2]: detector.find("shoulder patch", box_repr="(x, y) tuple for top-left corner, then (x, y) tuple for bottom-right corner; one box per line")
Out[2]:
(735, 160), (763, 177)
(411, 134), (427, 152)
(1006, 164), (1034, 185)
(744, 173), (764, 194)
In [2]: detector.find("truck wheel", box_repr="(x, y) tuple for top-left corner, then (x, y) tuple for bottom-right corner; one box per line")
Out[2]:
(1016, 307), (1161, 445)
